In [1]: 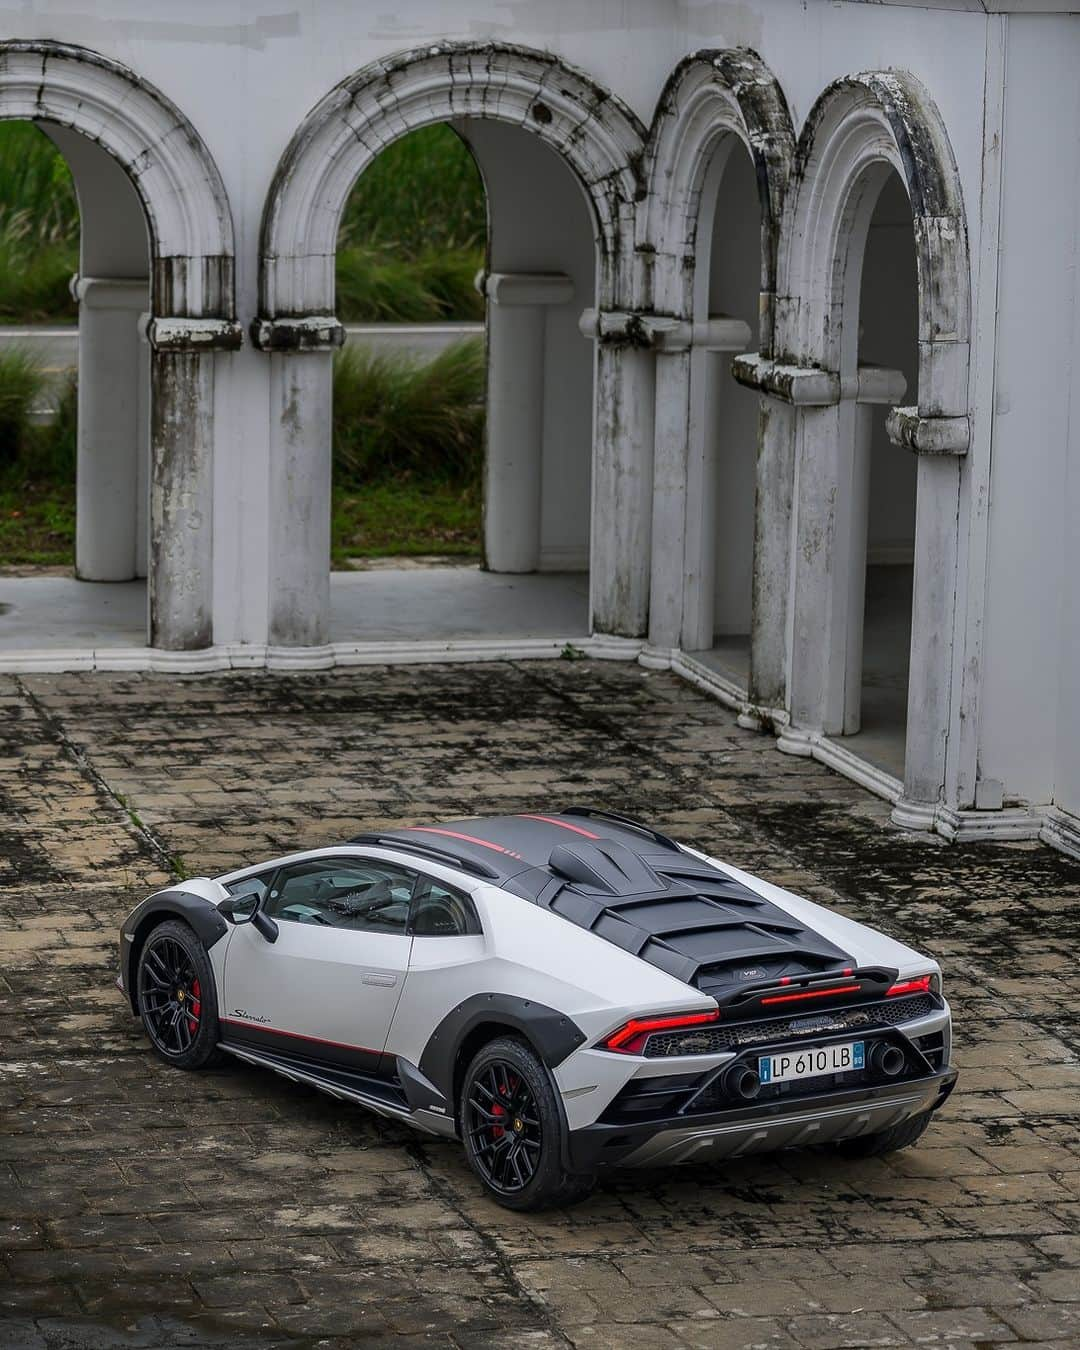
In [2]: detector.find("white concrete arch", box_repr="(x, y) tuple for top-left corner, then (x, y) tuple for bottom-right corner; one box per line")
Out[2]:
(0, 40), (236, 318)
(641, 49), (793, 661)
(258, 41), (645, 321)
(642, 47), (793, 345)
(744, 71), (972, 824)
(255, 42), (652, 648)
(0, 41), (241, 651)
(778, 70), (970, 427)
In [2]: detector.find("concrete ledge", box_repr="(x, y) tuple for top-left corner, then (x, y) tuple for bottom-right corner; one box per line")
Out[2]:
(885, 405), (970, 455)
(146, 317), (244, 352)
(250, 316), (345, 352)
(0, 634), (644, 674)
(731, 353), (840, 406)
(776, 725), (905, 805)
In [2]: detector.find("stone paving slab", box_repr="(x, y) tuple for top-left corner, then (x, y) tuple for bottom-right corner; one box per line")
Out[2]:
(1, 662), (1078, 1347)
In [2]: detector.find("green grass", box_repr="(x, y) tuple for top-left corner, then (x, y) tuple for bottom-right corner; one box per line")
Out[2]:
(338, 124), (486, 255)
(0, 123), (79, 323)
(333, 338), (485, 483)
(331, 478), (480, 564)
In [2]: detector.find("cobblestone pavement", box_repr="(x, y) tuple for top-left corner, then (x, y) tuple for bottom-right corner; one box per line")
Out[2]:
(2, 662), (1079, 1349)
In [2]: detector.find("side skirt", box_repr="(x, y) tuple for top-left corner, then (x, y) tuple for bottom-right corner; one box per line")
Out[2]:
(219, 1040), (431, 1127)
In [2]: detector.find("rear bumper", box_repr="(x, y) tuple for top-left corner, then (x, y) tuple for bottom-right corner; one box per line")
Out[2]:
(565, 1065), (957, 1171)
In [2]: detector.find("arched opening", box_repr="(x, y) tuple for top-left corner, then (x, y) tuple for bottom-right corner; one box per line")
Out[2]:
(0, 118), (151, 643)
(850, 172), (919, 778)
(256, 43), (644, 651)
(0, 43), (237, 660)
(326, 118), (595, 645)
(774, 71), (970, 819)
(683, 138), (761, 686)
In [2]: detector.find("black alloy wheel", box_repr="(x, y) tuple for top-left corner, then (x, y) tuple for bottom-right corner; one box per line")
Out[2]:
(466, 1058), (542, 1194)
(135, 919), (222, 1069)
(460, 1036), (594, 1211)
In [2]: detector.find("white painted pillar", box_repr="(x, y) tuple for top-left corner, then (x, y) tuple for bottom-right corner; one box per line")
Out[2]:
(730, 357), (904, 731)
(135, 310), (152, 579)
(646, 317), (752, 653)
(252, 317), (344, 649)
(145, 316), (243, 650)
(842, 366), (908, 734)
(885, 406), (970, 825)
(481, 272), (574, 573)
(578, 308), (657, 638)
(73, 276), (149, 581)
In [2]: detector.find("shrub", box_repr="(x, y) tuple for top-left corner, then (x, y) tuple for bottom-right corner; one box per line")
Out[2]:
(332, 338), (485, 484)
(0, 124), (79, 323)
(0, 347), (47, 470)
(336, 246), (484, 324)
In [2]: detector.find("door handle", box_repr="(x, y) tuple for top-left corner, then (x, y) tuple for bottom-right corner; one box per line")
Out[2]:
(361, 972), (396, 987)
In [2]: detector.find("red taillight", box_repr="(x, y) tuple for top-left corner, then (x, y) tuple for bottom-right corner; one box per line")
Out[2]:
(759, 983), (862, 1006)
(886, 974), (933, 997)
(600, 1009), (720, 1055)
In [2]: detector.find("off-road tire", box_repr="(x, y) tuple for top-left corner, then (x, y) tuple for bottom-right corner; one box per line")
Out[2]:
(135, 918), (224, 1070)
(460, 1035), (595, 1211)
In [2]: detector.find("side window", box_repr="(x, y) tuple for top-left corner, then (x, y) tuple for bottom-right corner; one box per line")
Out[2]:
(410, 877), (481, 937)
(265, 859), (415, 933)
(224, 874), (270, 918)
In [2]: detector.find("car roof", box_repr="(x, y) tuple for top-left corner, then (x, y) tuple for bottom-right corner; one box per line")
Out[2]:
(351, 810), (853, 1004)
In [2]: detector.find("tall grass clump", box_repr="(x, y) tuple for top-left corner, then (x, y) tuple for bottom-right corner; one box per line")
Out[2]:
(0, 347), (48, 469)
(332, 338), (485, 484)
(335, 125), (486, 324)
(0, 123), (79, 322)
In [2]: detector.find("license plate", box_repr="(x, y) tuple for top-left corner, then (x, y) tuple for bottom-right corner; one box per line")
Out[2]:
(758, 1040), (864, 1085)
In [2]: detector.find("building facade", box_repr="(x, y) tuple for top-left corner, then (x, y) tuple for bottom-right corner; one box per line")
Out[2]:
(1, 0), (1078, 860)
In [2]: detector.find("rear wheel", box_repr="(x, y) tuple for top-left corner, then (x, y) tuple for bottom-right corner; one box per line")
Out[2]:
(136, 919), (222, 1070)
(460, 1036), (594, 1211)
(833, 1110), (932, 1158)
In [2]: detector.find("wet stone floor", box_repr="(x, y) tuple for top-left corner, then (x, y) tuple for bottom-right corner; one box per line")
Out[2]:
(1, 661), (1079, 1349)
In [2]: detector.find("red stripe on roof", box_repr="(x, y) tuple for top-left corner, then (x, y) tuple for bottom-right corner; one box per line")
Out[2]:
(517, 813), (601, 839)
(408, 825), (516, 856)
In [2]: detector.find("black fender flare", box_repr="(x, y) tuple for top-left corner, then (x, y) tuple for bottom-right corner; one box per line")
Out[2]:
(417, 992), (587, 1123)
(122, 889), (228, 1015)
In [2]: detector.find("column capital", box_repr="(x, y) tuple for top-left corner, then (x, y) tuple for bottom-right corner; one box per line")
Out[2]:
(145, 317), (244, 353)
(250, 315), (345, 352)
(886, 406), (970, 455)
(578, 310), (751, 352)
(72, 275), (149, 311)
(481, 272), (574, 307)
(731, 353), (840, 405)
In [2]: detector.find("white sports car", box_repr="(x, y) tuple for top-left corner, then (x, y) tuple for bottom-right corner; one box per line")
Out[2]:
(117, 809), (957, 1209)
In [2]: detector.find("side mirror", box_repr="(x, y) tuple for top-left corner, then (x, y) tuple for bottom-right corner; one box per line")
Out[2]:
(219, 889), (279, 944)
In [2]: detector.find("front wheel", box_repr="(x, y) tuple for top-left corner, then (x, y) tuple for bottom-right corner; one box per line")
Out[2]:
(136, 919), (223, 1070)
(460, 1036), (594, 1211)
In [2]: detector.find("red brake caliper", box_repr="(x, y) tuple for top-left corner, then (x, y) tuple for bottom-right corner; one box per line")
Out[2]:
(188, 978), (201, 1034)
(491, 1102), (505, 1138)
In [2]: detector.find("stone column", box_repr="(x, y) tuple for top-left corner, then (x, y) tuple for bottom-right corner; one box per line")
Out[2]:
(731, 357), (904, 730)
(251, 317), (344, 650)
(578, 308), (657, 638)
(647, 317), (752, 653)
(886, 407), (970, 826)
(73, 276), (149, 581)
(145, 316), (243, 650)
(481, 272), (574, 573)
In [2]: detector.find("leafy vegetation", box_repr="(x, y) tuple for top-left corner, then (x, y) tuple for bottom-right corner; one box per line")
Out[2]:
(0, 123), (79, 323)
(333, 338), (485, 483)
(0, 120), (488, 565)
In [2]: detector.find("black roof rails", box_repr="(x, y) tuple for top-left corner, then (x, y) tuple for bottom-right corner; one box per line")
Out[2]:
(348, 833), (501, 881)
(562, 806), (680, 852)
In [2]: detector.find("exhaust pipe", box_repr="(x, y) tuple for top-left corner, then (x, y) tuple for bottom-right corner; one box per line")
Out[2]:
(725, 1065), (761, 1100)
(869, 1043), (906, 1078)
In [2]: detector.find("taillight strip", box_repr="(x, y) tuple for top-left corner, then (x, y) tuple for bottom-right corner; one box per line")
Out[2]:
(886, 974), (933, 997)
(760, 983), (862, 1006)
(601, 1009), (720, 1054)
